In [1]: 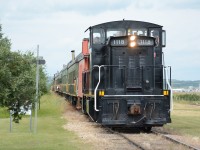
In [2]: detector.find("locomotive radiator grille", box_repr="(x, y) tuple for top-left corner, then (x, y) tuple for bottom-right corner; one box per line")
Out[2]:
(127, 56), (142, 90)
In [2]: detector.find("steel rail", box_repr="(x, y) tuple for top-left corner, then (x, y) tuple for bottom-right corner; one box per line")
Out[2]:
(152, 130), (200, 150)
(104, 126), (146, 150)
(118, 133), (146, 150)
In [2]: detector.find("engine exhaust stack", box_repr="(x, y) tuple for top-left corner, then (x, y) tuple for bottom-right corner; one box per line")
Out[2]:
(71, 50), (75, 61)
(82, 38), (89, 55)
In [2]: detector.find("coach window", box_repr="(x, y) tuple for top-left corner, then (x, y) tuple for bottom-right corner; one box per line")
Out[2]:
(128, 29), (147, 36)
(107, 28), (126, 38)
(93, 28), (105, 44)
(150, 29), (159, 46)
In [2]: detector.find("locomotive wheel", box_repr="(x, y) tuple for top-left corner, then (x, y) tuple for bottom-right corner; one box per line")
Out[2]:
(143, 126), (152, 133)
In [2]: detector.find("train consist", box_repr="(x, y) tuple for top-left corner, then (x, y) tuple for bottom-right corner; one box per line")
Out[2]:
(53, 20), (172, 131)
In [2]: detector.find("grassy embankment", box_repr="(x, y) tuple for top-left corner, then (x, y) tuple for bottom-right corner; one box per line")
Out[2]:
(0, 93), (91, 150)
(165, 93), (200, 138)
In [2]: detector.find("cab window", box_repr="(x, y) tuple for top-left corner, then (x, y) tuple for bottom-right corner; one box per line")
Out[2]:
(128, 28), (147, 36)
(107, 28), (126, 38)
(150, 29), (159, 46)
(93, 28), (105, 44)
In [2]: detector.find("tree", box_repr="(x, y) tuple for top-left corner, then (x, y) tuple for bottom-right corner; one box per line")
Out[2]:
(0, 25), (12, 107)
(0, 24), (48, 122)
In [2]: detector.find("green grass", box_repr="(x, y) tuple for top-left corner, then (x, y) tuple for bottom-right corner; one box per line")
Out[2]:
(0, 107), (10, 118)
(0, 93), (91, 150)
(165, 101), (200, 138)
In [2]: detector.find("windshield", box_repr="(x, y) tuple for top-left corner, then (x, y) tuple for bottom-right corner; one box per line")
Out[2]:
(128, 28), (147, 36)
(107, 28), (126, 38)
(150, 29), (160, 46)
(93, 28), (105, 44)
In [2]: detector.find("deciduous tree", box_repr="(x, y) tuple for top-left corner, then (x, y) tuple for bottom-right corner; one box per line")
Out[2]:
(0, 24), (48, 122)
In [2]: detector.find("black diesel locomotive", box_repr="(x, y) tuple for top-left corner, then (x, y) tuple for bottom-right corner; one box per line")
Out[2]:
(54, 20), (172, 131)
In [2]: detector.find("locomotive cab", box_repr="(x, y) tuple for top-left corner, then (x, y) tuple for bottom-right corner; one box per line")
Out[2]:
(82, 21), (172, 129)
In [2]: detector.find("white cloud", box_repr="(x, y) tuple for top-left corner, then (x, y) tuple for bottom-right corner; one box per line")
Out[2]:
(0, 0), (200, 80)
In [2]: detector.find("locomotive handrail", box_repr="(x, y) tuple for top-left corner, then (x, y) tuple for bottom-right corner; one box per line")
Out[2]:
(93, 65), (123, 111)
(164, 66), (173, 112)
(93, 65), (125, 111)
(93, 65), (105, 111)
(104, 95), (164, 97)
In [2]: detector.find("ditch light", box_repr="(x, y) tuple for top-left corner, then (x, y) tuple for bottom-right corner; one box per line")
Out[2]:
(163, 90), (169, 96)
(99, 90), (105, 96)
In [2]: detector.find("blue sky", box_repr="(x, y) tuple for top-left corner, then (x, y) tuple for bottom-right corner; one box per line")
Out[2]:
(0, 0), (200, 80)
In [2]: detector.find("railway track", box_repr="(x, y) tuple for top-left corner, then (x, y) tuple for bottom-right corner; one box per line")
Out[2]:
(104, 127), (146, 150)
(152, 129), (200, 150)
(104, 127), (200, 150)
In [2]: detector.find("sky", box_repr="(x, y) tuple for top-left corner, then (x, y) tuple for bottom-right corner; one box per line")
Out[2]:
(0, 0), (200, 80)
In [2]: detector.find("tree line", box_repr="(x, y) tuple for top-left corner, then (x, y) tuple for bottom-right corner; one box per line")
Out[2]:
(0, 25), (48, 122)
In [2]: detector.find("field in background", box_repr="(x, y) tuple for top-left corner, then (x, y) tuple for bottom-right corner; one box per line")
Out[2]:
(0, 93), (91, 150)
(165, 93), (200, 138)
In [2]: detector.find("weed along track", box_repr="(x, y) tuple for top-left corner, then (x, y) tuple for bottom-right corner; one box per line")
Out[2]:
(62, 97), (198, 150)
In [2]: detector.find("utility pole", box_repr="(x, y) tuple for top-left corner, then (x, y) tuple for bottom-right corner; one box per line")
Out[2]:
(10, 110), (12, 132)
(34, 45), (39, 133)
(33, 45), (45, 133)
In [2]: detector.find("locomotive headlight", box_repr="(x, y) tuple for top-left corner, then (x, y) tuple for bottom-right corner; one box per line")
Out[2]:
(130, 35), (136, 41)
(130, 41), (136, 47)
(129, 35), (136, 47)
